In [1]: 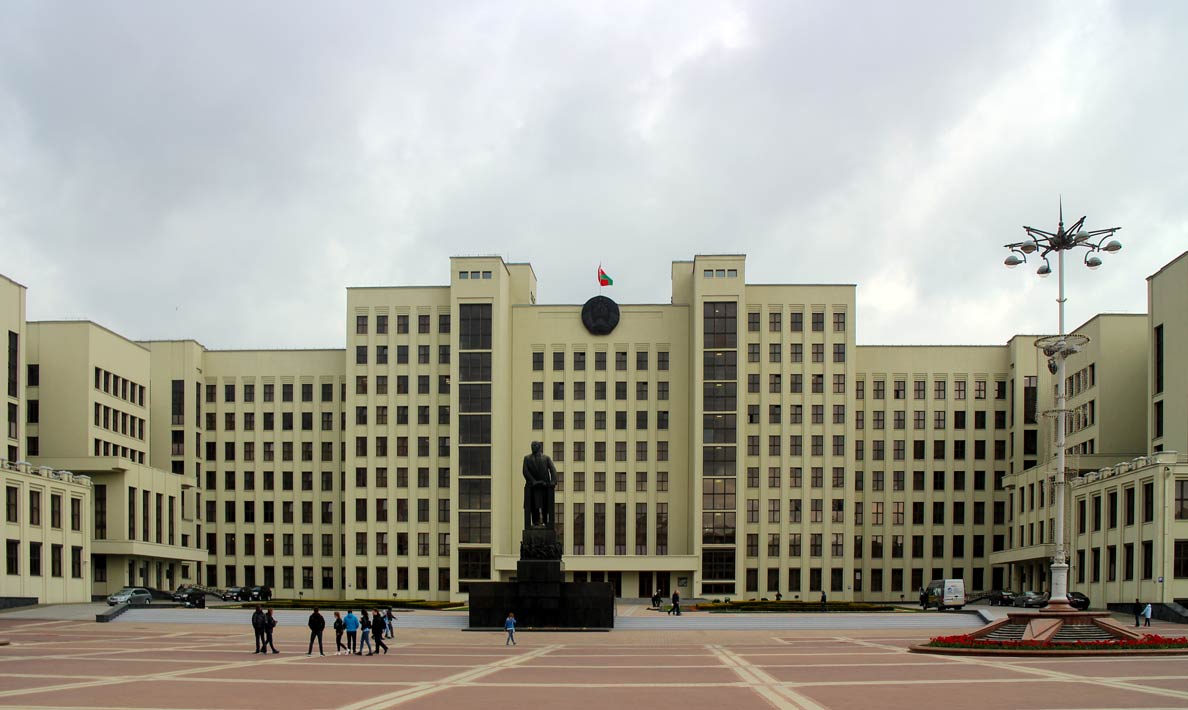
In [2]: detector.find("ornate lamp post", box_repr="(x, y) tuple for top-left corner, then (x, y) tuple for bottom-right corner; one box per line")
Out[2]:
(1003, 203), (1121, 611)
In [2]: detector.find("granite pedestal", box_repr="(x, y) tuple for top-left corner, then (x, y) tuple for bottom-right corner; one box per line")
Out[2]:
(468, 528), (615, 629)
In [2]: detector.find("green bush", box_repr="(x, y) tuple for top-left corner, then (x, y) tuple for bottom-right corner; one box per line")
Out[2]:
(695, 600), (896, 613)
(231, 598), (462, 611)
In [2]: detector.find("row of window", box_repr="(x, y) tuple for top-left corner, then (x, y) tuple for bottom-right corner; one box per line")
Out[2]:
(533, 380), (671, 401)
(91, 402), (145, 440)
(1075, 481), (1159, 532)
(742, 532), (992, 559)
(1075, 541), (1156, 583)
(746, 310), (845, 333)
(93, 366), (145, 407)
(3, 485), (84, 530)
(352, 374), (450, 396)
(208, 497), (451, 528)
(855, 438), (1007, 461)
(531, 410), (670, 432)
(856, 379), (1006, 401)
(545, 441), (672, 464)
(856, 409), (1007, 430)
(206, 381), (343, 405)
(551, 470), (672, 492)
(204, 470), (449, 491)
(355, 344), (451, 366)
(744, 342), (847, 364)
(3, 540), (85, 578)
(533, 350), (671, 372)
(93, 438), (146, 464)
(208, 563), (451, 593)
(356, 313), (450, 336)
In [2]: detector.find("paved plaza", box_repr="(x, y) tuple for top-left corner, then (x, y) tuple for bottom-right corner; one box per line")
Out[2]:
(1, 609), (1188, 710)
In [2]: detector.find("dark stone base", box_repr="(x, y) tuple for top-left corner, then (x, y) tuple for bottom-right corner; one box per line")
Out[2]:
(470, 532), (614, 629)
(468, 579), (615, 629)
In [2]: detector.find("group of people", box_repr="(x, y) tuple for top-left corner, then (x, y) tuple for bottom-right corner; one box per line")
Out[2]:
(251, 607), (397, 656)
(1134, 599), (1154, 627)
(650, 590), (682, 615)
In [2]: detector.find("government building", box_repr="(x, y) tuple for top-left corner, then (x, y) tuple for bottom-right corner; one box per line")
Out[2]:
(2, 252), (1186, 609)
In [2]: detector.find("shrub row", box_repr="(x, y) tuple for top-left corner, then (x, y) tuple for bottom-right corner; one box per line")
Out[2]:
(695, 600), (895, 613)
(232, 598), (461, 611)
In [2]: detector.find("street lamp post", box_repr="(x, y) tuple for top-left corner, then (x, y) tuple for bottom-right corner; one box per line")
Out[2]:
(1004, 202), (1121, 613)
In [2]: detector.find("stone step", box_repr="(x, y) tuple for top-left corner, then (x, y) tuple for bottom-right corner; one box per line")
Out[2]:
(985, 623), (1027, 640)
(1051, 624), (1116, 642)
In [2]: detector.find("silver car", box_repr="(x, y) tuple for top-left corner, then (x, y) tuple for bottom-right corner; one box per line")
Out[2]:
(107, 587), (152, 606)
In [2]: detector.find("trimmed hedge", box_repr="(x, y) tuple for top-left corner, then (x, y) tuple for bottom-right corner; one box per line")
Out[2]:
(695, 600), (896, 613)
(232, 598), (462, 611)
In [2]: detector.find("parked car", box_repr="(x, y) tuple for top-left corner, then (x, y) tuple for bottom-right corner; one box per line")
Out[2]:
(247, 585), (272, 602)
(180, 589), (207, 608)
(922, 578), (966, 610)
(987, 590), (1017, 606)
(107, 587), (152, 606)
(171, 585), (195, 602)
(1067, 591), (1091, 610)
(221, 586), (246, 601)
(1013, 590), (1048, 608)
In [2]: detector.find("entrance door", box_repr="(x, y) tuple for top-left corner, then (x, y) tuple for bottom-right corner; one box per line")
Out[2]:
(638, 571), (653, 598)
(655, 572), (670, 597)
(609, 571), (622, 597)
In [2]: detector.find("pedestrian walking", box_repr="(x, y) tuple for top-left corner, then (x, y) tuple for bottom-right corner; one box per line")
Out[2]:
(651, 590), (661, 609)
(307, 608), (325, 656)
(670, 590), (681, 616)
(251, 606), (267, 654)
(1144, 602), (1153, 627)
(1134, 598), (1143, 628)
(505, 612), (517, 645)
(372, 611), (389, 654)
(359, 609), (374, 656)
(333, 612), (346, 655)
(344, 610), (359, 655)
(385, 608), (396, 640)
(265, 608), (279, 653)
(820, 591), (828, 612)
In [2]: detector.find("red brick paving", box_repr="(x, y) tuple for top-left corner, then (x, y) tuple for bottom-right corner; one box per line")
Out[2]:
(2, 617), (1188, 710)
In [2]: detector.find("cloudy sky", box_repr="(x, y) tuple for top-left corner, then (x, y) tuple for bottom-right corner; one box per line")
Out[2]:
(2, 1), (1185, 349)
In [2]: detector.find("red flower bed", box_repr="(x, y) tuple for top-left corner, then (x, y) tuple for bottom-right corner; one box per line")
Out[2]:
(927, 633), (1188, 650)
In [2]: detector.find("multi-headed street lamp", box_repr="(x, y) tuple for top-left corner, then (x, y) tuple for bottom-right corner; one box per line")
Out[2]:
(1003, 203), (1121, 612)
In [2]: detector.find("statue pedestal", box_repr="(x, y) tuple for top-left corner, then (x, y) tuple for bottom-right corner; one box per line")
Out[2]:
(468, 528), (614, 629)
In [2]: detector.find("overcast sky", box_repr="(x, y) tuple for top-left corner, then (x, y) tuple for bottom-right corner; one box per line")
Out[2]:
(2, 1), (1185, 349)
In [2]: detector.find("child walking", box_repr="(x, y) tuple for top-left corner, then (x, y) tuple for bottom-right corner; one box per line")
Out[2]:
(504, 612), (517, 646)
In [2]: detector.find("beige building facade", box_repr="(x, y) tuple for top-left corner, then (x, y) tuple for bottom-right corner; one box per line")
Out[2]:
(1, 249), (1186, 607)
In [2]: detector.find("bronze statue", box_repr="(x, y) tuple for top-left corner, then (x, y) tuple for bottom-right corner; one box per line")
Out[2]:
(522, 441), (557, 529)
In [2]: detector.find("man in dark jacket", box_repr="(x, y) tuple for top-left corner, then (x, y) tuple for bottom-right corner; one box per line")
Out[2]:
(307, 608), (325, 656)
(670, 590), (681, 616)
(1135, 598), (1143, 627)
(251, 606), (267, 654)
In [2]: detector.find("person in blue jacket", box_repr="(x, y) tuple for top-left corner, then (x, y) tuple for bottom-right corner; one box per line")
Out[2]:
(504, 612), (517, 646)
(343, 610), (359, 655)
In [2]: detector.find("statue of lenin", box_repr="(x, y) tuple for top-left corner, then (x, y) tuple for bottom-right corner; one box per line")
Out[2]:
(522, 441), (557, 529)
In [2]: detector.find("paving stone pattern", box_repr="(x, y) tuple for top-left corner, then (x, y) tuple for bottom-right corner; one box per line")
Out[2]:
(2, 614), (1187, 710)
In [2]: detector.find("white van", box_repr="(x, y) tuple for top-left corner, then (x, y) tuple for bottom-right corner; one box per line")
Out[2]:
(922, 579), (965, 610)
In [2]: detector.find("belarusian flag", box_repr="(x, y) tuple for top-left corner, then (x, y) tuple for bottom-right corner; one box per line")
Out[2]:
(598, 265), (613, 286)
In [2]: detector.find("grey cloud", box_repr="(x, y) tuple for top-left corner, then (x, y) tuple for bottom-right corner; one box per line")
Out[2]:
(1, 1), (1185, 348)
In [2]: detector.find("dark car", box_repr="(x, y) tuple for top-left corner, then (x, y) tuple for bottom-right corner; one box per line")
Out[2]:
(171, 585), (195, 603)
(180, 589), (207, 608)
(247, 585), (272, 602)
(1013, 590), (1048, 608)
(221, 586), (246, 601)
(1067, 591), (1090, 610)
(987, 590), (1016, 606)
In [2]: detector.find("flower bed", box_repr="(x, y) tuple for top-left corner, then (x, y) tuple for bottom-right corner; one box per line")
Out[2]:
(926, 633), (1188, 651)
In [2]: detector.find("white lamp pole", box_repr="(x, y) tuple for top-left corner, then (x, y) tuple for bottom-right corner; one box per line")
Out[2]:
(1004, 202), (1121, 612)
